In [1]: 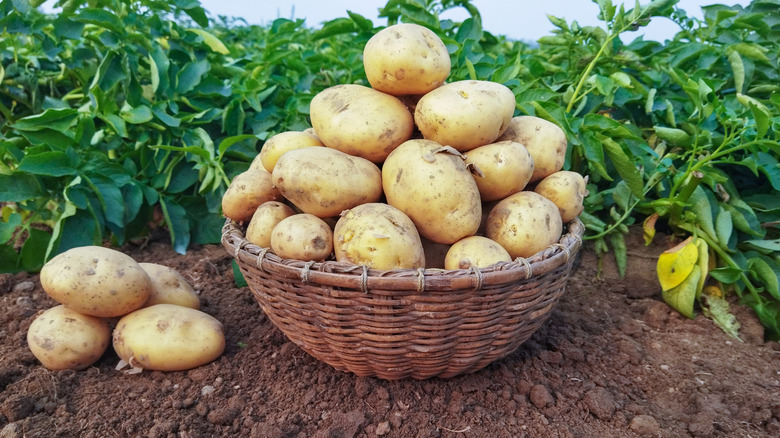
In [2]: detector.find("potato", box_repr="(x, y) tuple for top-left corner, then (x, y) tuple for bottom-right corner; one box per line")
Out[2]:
(138, 263), (200, 310)
(363, 23), (450, 96)
(112, 304), (225, 371)
(382, 139), (481, 244)
(27, 305), (111, 370)
(221, 167), (281, 222)
(40, 246), (152, 317)
(534, 171), (588, 223)
(272, 147), (382, 218)
(245, 201), (295, 248)
(497, 116), (567, 183)
(464, 140), (534, 201)
(271, 214), (334, 262)
(250, 131), (323, 173)
(486, 191), (563, 259)
(414, 80), (515, 152)
(333, 203), (425, 270)
(310, 84), (414, 163)
(444, 236), (511, 270)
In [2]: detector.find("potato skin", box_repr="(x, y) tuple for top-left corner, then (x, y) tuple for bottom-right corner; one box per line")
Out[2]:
(272, 147), (383, 218)
(498, 116), (567, 183)
(40, 246), (152, 318)
(310, 84), (414, 163)
(139, 263), (200, 310)
(414, 80), (515, 152)
(382, 139), (481, 244)
(534, 171), (588, 223)
(363, 23), (450, 96)
(251, 131), (323, 173)
(486, 191), (563, 259)
(221, 167), (281, 222)
(334, 203), (425, 270)
(27, 305), (111, 370)
(245, 201), (295, 248)
(464, 141), (534, 201)
(444, 236), (511, 270)
(271, 214), (334, 262)
(112, 304), (225, 372)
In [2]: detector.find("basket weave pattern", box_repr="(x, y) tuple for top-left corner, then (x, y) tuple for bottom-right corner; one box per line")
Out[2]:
(222, 218), (584, 380)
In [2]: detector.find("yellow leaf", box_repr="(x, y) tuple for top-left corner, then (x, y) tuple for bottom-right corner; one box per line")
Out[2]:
(663, 267), (701, 319)
(643, 213), (658, 245)
(657, 236), (698, 291)
(695, 238), (709, 297)
(187, 28), (230, 55)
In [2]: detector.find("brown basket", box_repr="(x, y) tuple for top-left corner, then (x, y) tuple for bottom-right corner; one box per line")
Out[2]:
(222, 218), (584, 380)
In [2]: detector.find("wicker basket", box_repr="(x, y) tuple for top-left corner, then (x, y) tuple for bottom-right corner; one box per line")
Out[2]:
(222, 218), (584, 380)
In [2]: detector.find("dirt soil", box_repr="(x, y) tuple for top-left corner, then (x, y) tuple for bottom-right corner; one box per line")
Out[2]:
(1, 227), (779, 438)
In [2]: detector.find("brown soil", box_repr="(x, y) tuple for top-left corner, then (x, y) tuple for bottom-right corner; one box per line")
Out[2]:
(1, 228), (779, 438)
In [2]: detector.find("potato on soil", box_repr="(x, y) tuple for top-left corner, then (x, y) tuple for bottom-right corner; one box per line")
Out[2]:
(221, 167), (281, 222)
(245, 201), (295, 248)
(486, 191), (563, 259)
(40, 246), (152, 318)
(464, 140), (534, 201)
(310, 84), (414, 163)
(363, 23), (451, 96)
(414, 80), (515, 152)
(27, 305), (111, 370)
(334, 203), (425, 270)
(534, 170), (588, 223)
(251, 130), (323, 173)
(382, 139), (481, 244)
(272, 147), (382, 218)
(498, 116), (567, 183)
(271, 214), (334, 262)
(138, 263), (200, 310)
(444, 236), (511, 270)
(112, 304), (225, 372)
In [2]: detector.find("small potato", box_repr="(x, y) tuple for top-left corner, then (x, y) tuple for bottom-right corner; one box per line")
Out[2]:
(334, 203), (425, 270)
(271, 214), (334, 262)
(250, 131), (323, 173)
(444, 236), (511, 270)
(245, 201), (295, 248)
(27, 305), (111, 370)
(498, 116), (567, 183)
(464, 141), (534, 201)
(486, 191), (563, 259)
(414, 80), (516, 152)
(139, 263), (200, 310)
(534, 171), (588, 223)
(221, 167), (281, 222)
(40, 246), (152, 317)
(112, 304), (225, 372)
(363, 23), (451, 96)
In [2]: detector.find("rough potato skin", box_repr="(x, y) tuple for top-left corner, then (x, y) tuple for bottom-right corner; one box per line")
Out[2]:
(139, 263), (200, 310)
(486, 191), (563, 259)
(221, 168), (281, 222)
(245, 201), (295, 248)
(534, 170), (588, 223)
(464, 140), (535, 201)
(251, 131), (323, 173)
(444, 236), (511, 270)
(498, 116), (567, 183)
(270, 214), (334, 262)
(27, 305), (111, 370)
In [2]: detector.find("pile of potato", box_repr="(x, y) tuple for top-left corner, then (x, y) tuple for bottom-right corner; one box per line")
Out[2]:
(27, 246), (225, 372)
(222, 23), (587, 271)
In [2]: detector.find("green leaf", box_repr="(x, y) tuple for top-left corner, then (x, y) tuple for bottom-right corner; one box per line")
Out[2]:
(75, 9), (124, 34)
(21, 228), (50, 272)
(715, 206), (733, 248)
(756, 152), (780, 190)
(0, 212), (22, 244)
(689, 186), (717, 242)
(609, 231), (627, 277)
(232, 259), (248, 288)
(19, 151), (78, 177)
(120, 105), (154, 124)
(748, 257), (780, 300)
(723, 203), (763, 237)
(663, 266), (701, 319)
(100, 113), (128, 138)
(187, 28), (230, 54)
(709, 266), (743, 283)
(596, 134), (644, 199)
(580, 131), (611, 181)
(13, 108), (79, 133)
(218, 135), (258, 159)
(728, 50), (745, 94)
(584, 114), (639, 140)
(0, 174), (44, 201)
(744, 239), (780, 253)
(177, 59), (210, 94)
(160, 197), (191, 254)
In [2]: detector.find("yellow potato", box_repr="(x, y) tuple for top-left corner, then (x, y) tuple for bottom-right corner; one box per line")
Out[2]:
(138, 263), (200, 310)
(27, 305), (111, 370)
(498, 116), (567, 183)
(112, 304), (225, 371)
(271, 214), (334, 262)
(245, 201), (295, 248)
(444, 236), (511, 270)
(486, 191), (563, 259)
(534, 171), (588, 223)
(309, 84), (414, 163)
(272, 147), (382, 218)
(333, 203), (425, 270)
(382, 139), (481, 244)
(40, 246), (152, 317)
(363, 23), (451, 96)
(250, 131), (323, 173)
(464, 140), (535, 201)
(221, 167), (281, 222)
(414, 80), (516, 152)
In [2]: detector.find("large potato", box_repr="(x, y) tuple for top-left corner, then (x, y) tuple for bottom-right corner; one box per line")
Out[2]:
(382, 139), (481, 244)
(334, 203), (425, 270)
(444, 236), (511, 270)
(251, 131), (323, 173)
(112, 304), (225, 372)
(139, 263), (200, 310)
(363, 23), (450, 96)
(310, 84), (414, 163)
(486, 191), (563, 259)
(534, 170), (588, 223)
(414, 80), (515, 152)
(221, 167), (281, 222)
(272, 147), (382, 218)
(40, 246), (152, 317)
(245, 201), (295, 248)
(271, 214), (334, 262)
(464, 140), (534, 201)
(27, 305), (111, 370)
(498, 116), (567, 183)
